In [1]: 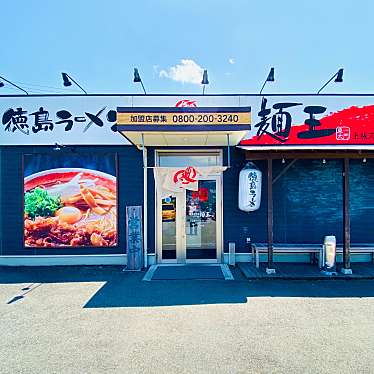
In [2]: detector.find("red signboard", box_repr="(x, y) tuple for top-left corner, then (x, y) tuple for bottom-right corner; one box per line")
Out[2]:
(240, 97), (374, 146)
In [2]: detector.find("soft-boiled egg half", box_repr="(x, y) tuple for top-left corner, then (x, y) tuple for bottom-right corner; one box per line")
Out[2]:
(56, 206), (82, 224)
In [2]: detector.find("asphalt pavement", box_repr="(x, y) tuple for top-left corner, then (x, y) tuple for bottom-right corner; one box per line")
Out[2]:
(0, 266), (374, 374)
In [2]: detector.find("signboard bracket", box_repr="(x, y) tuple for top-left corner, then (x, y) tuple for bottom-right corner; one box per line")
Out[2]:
(227, 133), (231, 168)
(142, 133), (148, 268)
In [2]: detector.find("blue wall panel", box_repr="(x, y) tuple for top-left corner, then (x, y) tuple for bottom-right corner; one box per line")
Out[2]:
(223, 149), (267, 252)
(272, 159), (343, 244)
(350, 159), (374, 243)
(4, 144), (372, 259)
(227, 156), (374, 249)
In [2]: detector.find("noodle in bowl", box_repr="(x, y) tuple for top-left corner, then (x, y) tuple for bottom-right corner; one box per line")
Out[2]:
(24, 168), (117, 248)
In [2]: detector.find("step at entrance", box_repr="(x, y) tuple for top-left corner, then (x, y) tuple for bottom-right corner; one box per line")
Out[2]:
(143, 264), (234, 281)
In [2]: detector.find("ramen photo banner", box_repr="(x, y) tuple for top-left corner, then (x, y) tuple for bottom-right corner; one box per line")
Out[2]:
(23, 153), (117, 248)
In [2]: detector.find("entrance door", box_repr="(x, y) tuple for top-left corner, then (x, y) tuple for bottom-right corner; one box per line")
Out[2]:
(157, 176), (222, 263)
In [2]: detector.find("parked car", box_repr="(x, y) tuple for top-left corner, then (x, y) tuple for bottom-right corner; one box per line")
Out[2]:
(162, 203), (176, 222)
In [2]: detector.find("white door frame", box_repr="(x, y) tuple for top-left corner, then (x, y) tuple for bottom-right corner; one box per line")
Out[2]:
(155, 151), (223, 264)
(156, 175), (223, 264)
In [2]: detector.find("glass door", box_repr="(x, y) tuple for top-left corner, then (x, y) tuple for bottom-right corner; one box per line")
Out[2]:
(157, 176), (222, 263)
(185, 179), (217, 260)
(156, 151), (223, 263)
(161, 196), (177, 260)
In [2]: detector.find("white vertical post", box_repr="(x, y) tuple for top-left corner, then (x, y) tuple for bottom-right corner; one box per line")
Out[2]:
(0, 148), (2, 255)
(227, 133), (231, 168)
(142, 134), (148, 268)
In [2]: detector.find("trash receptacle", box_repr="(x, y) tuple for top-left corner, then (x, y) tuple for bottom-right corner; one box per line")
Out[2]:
(321, 235), (337, 275)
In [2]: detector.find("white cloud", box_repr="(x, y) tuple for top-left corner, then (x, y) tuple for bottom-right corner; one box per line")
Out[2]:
(159, 70), (168, 78)
(159, 59), (204, 85)
(229, 58), (235, 64)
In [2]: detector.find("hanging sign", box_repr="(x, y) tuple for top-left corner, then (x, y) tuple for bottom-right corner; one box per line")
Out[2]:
(154, 166), (226, 198)
(238, 162), (262, 212)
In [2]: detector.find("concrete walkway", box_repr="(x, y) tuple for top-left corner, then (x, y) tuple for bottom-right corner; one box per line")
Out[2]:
(238, 262), (374, 280)
(1, 266), (374, 373)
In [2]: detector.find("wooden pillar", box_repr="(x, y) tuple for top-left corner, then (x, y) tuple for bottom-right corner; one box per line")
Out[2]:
(267, 158), (274, 271)
(343, 157), (351, 270)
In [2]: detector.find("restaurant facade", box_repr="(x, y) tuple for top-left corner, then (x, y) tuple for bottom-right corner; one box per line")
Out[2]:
(1, 93), (374, 274)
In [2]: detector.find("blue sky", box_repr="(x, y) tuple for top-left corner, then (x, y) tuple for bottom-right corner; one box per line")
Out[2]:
(0, 0), (373, 95)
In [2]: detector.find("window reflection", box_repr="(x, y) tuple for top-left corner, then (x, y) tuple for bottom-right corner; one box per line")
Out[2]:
(161, 196), (176, 260)
(158, 153), (220, 167)
(186, 180), (216, 259)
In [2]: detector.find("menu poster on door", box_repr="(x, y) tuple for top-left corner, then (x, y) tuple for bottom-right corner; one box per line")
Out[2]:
(187, 185), (216, 222)
(192, 188), (208, 202)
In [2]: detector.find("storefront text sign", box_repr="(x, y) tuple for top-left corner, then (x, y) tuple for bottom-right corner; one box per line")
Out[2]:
(0, 96), (251, 145)
(241, 96), (374, 147)
(2, 94), (374, 147)
(0, 96), (125, 145)
(116, 107), (251, 130)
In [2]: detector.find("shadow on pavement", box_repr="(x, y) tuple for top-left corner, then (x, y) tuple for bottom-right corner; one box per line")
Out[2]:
(1, 266), (374, 308)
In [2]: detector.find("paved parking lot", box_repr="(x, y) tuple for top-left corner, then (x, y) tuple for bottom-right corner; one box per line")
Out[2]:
(1, 266), (374, 374)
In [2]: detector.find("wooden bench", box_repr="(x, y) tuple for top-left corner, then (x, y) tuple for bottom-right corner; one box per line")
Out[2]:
(252, 244), (374, 269)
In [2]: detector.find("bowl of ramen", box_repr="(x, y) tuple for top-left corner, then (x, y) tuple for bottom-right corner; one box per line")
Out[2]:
(24, 168), (117, 247)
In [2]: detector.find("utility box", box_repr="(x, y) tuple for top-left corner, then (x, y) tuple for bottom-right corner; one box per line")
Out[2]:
(320, 236), (337, 275)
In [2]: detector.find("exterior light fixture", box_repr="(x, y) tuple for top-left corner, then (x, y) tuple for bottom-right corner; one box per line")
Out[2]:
(133, 68), (146, 95)
(335, 68), (344, 83)
(281, 158), (285, 164)
(53, 143), (62, 151)
(61, 72), (87, 94)
(0, 75), (29, 95)
(363, 158), (367, 163)
(322, 159), (326, 164)
(317, 68), (344, 94)
(259, 67), (275, 95)
(53, 143), (67, 151)
(201, 70), (209, 95)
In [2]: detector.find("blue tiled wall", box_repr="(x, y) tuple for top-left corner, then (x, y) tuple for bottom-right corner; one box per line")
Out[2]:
(225, 155), (374, 252)
(350, 158), (374, 243)
(223, 149), (267, 253)
(2, 145), (372, 258)
(272, 159), (343, 244)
